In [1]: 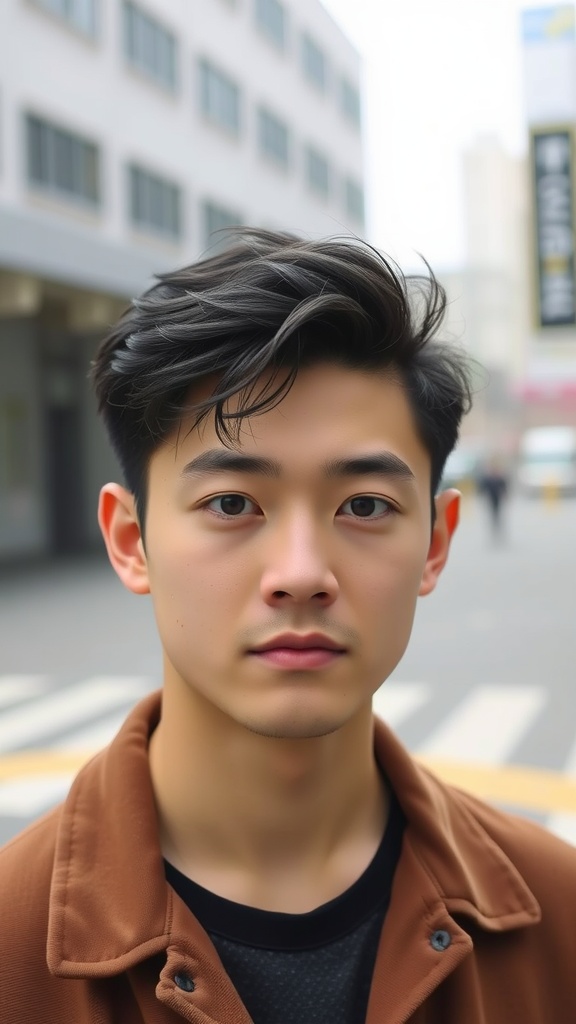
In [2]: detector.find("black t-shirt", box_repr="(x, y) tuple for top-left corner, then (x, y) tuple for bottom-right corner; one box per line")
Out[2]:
(165, 795), (405, 1024)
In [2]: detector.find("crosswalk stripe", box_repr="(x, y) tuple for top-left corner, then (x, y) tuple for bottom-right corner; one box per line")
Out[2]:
(0, 775), (73, 817)
(545, 814), (576, 845)
(372, 682), (429, 729)
(0, 676), (149, 753)
(0, 676), (47, 708)
(0, 676), (571, 838)
(53, 710), (130, 753)
(416, 685), (548, 764)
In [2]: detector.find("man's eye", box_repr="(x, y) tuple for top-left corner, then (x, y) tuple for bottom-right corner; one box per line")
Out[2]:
(206, 494), (258, 517)
(338, 496), (394, 519)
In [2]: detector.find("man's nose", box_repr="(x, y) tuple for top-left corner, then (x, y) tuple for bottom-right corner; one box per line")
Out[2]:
(259, 512), (339, 607)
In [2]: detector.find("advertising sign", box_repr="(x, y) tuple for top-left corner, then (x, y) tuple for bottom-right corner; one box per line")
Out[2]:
(531, 127), (576, 327)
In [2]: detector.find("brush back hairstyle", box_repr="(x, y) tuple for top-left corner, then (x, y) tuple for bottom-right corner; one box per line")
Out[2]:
(91, 228), (473, 526)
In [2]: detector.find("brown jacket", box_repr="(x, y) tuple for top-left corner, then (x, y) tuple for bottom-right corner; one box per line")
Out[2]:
(1, 690), (576, 1024)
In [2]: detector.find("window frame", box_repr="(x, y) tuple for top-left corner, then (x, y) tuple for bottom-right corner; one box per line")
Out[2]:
(301, 31), (328, 92)
(257, 105), (290, 169)
(198, 58), (241, 137)
(202, 199), (243, 249)
(128, 162), (182, 239)
(30, 0), (99, 39)
(305, 144), (330, 198)
(254, 0), (287, 51)
(25, 113), (101, 207)
(340, 76), (361, 129)
(344, 175), (365, 225)
(122, 0), (178, 93)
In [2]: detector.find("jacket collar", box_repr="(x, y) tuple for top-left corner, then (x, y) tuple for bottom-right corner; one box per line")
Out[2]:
(47, 693), (539, 978)
(373, 716), (540, 931)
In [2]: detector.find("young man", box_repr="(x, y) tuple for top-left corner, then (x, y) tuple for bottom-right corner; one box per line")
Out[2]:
(1, 229), (576, 1023)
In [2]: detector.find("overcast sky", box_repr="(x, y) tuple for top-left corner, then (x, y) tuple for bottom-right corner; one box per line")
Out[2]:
(321, 0), (530, 270)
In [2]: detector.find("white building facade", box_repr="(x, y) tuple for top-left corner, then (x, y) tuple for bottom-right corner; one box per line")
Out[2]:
(0, 0), (365, 560)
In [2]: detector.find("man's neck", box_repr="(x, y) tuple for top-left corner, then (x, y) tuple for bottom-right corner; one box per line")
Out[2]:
(149, 683), (389, 914)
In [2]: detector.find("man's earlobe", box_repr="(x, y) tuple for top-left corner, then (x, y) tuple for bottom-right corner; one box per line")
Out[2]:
(418, 489), (460, 597)
(97, 484), (150, 595)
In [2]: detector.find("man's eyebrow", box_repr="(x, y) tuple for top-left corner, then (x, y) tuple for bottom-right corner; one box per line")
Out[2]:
(323, 453), (415, 481)
(181, 450), (281, 478)
(182, 449), (414, 481)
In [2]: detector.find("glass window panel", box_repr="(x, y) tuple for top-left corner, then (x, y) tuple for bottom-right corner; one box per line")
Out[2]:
(70, 0), (97, 34)
(199, 59), (240, 135)
(340, 77), (361, 127)
(258, 108), (289, 167)
(27, 116), (46, 185)
(25, 114), (100, 204)
(128, 163), (181, 237)
(32, 0), (98, 37)
(255, 0), (286, 50)
(82, 142), (99, 202)
(53, 128), (76, 194)
(306, 146), (330, 196)
(203, 200), (242, 248)
(345, 176), (364, 224)
(302, 33), (326, 90)
(122, 1), (177, 91)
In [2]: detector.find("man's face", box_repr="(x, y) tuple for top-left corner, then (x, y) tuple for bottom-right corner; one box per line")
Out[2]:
(101, 363), (458, 739)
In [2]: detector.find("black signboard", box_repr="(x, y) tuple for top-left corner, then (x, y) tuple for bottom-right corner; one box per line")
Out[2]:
(531, 128), (576, 327)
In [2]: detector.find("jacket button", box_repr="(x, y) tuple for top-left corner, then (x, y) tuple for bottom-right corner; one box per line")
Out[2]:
(174, 972), (195, 992)
(430, 929), (451, 951)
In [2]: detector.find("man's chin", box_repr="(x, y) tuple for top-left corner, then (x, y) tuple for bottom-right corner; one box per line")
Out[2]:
(242, 715), (347, 741)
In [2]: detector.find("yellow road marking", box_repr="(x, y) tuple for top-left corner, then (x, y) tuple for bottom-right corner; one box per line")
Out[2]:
(417, 758), (576, 815)
(0, 751), (89, 778)
(0, 752), (576, 817)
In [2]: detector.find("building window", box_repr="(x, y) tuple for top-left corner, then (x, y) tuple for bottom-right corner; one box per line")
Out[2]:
(26, 114), (100, 204)
(305, 145), (330, 198)
(199, 59), (241, 136)
(301, 33), (327, 91)
(340, 76), (361, 128)
(255, 0), (286, 50)
(31, 0), (98, 37)
(202, 200), (243, 248)
(257, 107), (289, 168)
(123, 1), (177, 92)
(129, 164), (181, 238)
(345, 176), (364, 225)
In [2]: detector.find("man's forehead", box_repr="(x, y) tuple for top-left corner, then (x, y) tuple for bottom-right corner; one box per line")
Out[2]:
(167, 363), (428, 475)
(182, 362), (403, 414)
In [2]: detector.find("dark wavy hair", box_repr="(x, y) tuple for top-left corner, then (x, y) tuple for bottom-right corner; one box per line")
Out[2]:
(91, 228), (472, 528)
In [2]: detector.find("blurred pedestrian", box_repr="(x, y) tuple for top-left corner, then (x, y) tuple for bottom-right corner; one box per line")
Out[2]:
(477, 454), (510, 540)
(1, 230), (576, 1024)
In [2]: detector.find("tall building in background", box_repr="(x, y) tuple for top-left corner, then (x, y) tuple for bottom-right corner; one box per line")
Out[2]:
(0, 0), (364, 562)
(444, 136), (531, 449)
(519, 3), (576, 423)
(442, 4), (576, 452)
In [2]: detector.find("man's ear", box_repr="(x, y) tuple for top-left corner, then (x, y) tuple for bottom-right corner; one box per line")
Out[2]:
(98, 483), (150, 595)
(418, 488), (460, 597)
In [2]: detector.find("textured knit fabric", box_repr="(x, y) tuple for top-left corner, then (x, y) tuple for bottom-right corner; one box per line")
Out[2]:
(165, 797), (405, 1024)
(1, 691), (576, 1023)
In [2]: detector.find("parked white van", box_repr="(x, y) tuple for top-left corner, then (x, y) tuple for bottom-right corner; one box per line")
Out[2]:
(517, 426), (576, 495)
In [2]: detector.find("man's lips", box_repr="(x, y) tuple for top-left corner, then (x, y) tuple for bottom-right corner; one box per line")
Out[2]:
(249, 633), (346, 654)
(248, 634), (347, 670)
